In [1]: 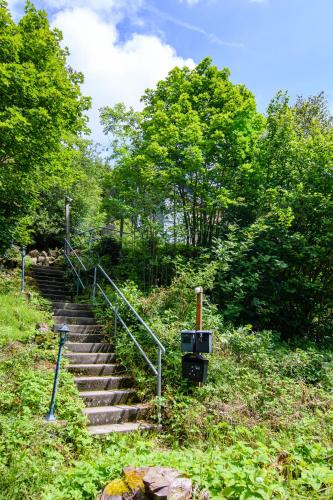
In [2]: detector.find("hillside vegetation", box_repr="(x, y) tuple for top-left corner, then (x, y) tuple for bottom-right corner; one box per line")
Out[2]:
(1, 268), (333, 499)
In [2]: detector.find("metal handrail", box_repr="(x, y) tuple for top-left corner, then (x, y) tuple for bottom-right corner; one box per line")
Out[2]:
(97, 265), (165, 353)
(92, 264), (165, 424)
(64, 238), (87, 271)
(64, 238), (87, 291)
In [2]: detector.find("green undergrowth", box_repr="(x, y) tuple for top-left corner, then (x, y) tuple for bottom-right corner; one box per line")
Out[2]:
(91, 262), (333, 499)
(2, 266), (333, 498)
(0, 268), (91, 499)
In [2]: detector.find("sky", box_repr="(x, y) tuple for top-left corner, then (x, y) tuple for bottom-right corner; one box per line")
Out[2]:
(6, 0), (333, 146)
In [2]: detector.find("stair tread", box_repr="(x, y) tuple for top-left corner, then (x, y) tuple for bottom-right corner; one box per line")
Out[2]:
(66, 350), (115, 357)
(44, 294), (70, 297)
(66, 342), (112, 347)
(52, 302), (91, 308)
(74, 375), (131, 381)
(65, 342), (111, 353)
(68, 363), (118, 368)
(88, 422), (156, 435)
(36, 278), (66, 283)
(57, 326), (102, 332)
(83, 404), (149, 414)
(79, 388), (135, 396)
(53, 315), (98, 320)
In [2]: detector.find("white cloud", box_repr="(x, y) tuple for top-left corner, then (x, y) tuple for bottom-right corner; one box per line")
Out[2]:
(179, 0), (201, 4)
(52, 7), (195, 144)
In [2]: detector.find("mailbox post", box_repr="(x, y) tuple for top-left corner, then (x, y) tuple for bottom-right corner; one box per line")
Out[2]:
(181, 287), (212, 384)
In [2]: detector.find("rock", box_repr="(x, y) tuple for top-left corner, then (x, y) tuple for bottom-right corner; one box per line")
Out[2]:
(101, 479), (129, 500)
(37, 255), (49, 266)
(49, 249), (59, 258)
(29, 249), (39, 258)
(101, 467), (192, 500)
(36, 322), (49, 333)
(143, 468), (191, 500)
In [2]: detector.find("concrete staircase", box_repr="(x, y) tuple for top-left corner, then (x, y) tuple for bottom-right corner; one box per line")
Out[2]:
(31, 265), (153, 435)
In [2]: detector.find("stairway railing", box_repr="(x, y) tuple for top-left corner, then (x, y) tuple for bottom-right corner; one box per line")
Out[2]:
(63, 236), (165, 425)
(92, 264), (165, 423)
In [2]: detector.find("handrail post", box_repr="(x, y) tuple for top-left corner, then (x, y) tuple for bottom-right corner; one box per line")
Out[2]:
(76, 268), (81, 296)
(157, 347), (162, 425)
(114, 297), (118, 338)
(20, 246), (26, 293)
(92, 266), (97, 300)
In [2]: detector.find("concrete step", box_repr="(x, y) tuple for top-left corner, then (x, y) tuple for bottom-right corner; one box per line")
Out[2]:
(43, 294), (71, 301)
(31, 265), (63, 270)
(33, 274), (65, 281)
(66, 342), (113, 353)
(83, 404), (150, 425)
(34, 277), (66, 285)
(31, 268), (64, 277)
(74, 375), (132, 391)
(65, 352), (115, 363)
(53, 309), (94, 318)
(80, 389), (137, 406)
(36, 279), (67, 287)
(66, 333), (103, 343)
(53, 302), (91, 311)
(68, 363), (122, 375)
(53, 316), (98, 325)
(38, 285), (69, 293)
(55, 324), (102, 334)
(88, 422), (156, 435)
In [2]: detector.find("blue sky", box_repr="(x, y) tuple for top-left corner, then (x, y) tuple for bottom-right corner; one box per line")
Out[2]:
(7, 0), (333, 145)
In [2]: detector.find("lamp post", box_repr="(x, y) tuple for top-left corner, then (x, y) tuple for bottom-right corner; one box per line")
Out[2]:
(45, 324), (70, 422)
(20, 246), (26, 293)
(195, 286), (203, 331)
(65, 196), (73, 255)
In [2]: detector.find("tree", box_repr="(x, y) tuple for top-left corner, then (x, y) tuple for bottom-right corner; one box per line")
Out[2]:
(214, 92), (333, 339)
(31, 137), (107, 249)
(0, 1), (90, 250)
(101, 58), (264, 246)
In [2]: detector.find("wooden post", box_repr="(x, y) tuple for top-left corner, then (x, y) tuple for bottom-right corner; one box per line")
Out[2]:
(195, 286), (203, 331)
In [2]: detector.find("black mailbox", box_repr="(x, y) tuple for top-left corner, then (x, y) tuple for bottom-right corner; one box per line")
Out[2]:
(181, 330), (212, 354)
(181, 330), (196, 352)
(182, 353), (208, 383)
(196, 330), (212, 354)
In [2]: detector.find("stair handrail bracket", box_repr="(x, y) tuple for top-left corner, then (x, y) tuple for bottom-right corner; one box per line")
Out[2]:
(93, 264), (165, 424)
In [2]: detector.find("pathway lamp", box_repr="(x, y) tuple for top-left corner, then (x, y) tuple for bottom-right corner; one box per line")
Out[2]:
(44, 324), (70, 422)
